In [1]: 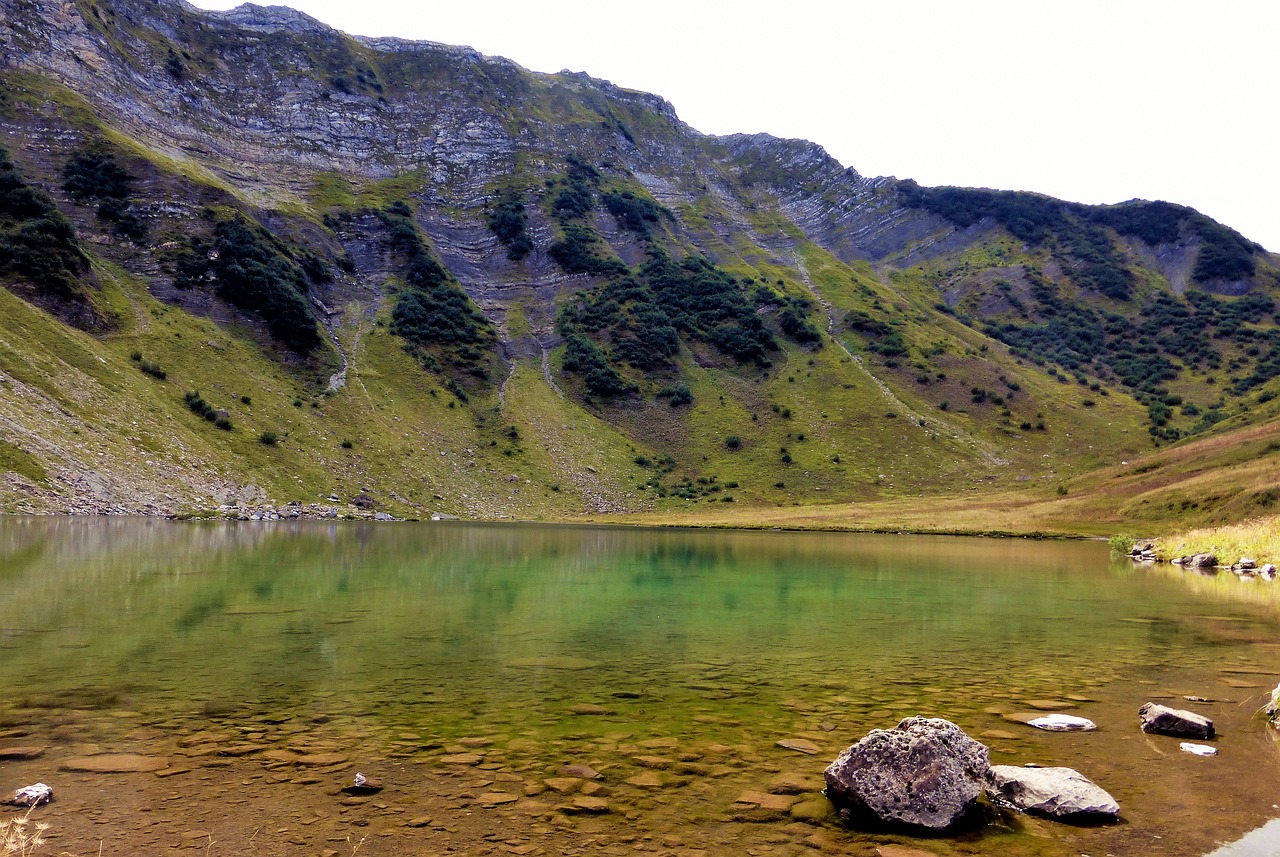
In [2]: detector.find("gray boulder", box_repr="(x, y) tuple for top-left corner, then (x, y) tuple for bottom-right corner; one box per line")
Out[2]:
(988, 765), (1119, 821)
(823, 716), (989, 831)
(1189, 553), (1218, 569)
(1139, 702), (1215, 738)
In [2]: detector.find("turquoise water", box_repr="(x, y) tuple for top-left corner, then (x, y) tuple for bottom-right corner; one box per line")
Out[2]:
(1, 518), (1277, 856)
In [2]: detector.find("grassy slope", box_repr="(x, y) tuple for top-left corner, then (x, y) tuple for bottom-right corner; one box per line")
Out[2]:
(591, 412), (1280, 538)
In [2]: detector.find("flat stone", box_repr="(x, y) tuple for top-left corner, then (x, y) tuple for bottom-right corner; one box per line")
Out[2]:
(154, 767), (193, 778)
(439, 753), (483, 765)
(218, 743), (269, 757)
(405, 816), (433, 827)
(768, 772), (822, 794)
(1024, 700), (1076, 711)
(295, 753), (348, 766)
(776, 738), (822, 755)
(261, 750), (300, 763)
(979, 730), (1020, 740)
(1025, 714), (1097, 732)
(479, 792), (519, 805)
(0, 746), (45, 760)
(625, 771), (663, 788)
(633, 755), (672, 768)
(60, 754), (170, 773)
(1180, 742), (1218, 756)
(736, 790), (799, 811)
(542, 778), (582, 794)
(458, 737), (494, 747)
(569, 704), (612, 716)
(566, 796), (609, 813)
(559, 764), (600, 779)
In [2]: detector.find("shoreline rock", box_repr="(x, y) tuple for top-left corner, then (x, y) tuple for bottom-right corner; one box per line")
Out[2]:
(987, 765), (1120, 822)
(823, 716), (989, 832)
(1139, 702), (1214, 739)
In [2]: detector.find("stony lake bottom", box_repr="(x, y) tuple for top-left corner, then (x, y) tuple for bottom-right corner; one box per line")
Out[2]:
(0, 519), (1278, 857)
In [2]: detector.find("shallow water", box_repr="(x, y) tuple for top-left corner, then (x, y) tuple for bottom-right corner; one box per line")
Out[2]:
(0, 518), (1278, 856)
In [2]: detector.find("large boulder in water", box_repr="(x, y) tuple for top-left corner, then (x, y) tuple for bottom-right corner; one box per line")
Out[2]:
(823, 716), (990, 831)
(1139, 702), (1215, 739)
(987, 765), (1120, 821)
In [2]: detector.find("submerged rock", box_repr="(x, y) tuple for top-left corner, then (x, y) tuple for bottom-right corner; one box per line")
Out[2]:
(987, 765), (1119, 821)
(1180, 742), (1219, 756)
(1139, 702), (1215, 739)
(823, 716), (989, 831)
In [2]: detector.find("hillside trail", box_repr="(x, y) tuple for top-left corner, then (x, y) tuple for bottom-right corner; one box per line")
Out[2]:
(789, 250), (1009, 466)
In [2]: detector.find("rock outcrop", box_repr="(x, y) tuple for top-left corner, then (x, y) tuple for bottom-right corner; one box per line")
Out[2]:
(987, 765), (1120, 821)
(823, 716), (989, 831)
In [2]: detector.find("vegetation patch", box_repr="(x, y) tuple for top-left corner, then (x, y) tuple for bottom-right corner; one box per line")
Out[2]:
(0, 438), (49, 486)
(898, 182), (1259, 288)
(0, 144), (89, 299)
(487, 187), (533, 261)
(62, 146), (146, 240)
(379, 205), (495, 387)
(979, 267), (1276, 439)
(174, 214), (322, 353)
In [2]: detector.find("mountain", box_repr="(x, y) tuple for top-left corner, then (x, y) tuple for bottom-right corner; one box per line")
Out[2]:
(1, 0), (1278, 526)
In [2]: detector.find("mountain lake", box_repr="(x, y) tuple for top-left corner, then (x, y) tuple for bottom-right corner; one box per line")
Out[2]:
(1, 518), (1277, 856)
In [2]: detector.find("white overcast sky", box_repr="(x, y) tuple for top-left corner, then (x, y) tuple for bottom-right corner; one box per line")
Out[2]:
(190, 0), (1279, 251)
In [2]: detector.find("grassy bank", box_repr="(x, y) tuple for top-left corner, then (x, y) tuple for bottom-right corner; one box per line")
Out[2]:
(1146, 514), (1280, 566)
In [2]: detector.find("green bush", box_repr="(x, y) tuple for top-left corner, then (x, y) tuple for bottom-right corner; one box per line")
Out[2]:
(0, 145), (88, 297)
(601, 188), (667, 238)
(378, 207), (494, 377)
(63, 148), (147, 241)
(259, 431), (279, 445)
(175, 216), (320, 352)
(487, 189), (533, 260)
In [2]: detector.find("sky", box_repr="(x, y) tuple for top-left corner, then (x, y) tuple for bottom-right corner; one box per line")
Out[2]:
(190, 0), (1279, 251)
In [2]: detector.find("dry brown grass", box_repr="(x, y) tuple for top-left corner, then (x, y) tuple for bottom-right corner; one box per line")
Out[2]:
(1, 810), (48, 857)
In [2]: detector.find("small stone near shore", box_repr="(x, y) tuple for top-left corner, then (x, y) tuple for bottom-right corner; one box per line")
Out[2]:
(1180, 742), (1218, 756)
(3, 783), (53, 807)
(1139, 702), (1214, 739)
(987, 765), (1120, 821)
(341, 772), (383, 794)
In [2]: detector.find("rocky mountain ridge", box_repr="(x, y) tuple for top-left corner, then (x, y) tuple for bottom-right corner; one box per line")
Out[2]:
(1, 0), (1277, 524)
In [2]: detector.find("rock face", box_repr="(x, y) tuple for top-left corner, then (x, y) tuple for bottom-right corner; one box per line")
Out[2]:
(987, 765), (1120, 821)
(1138, 702), (1215, 739)
(823, 716), (990, 831)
